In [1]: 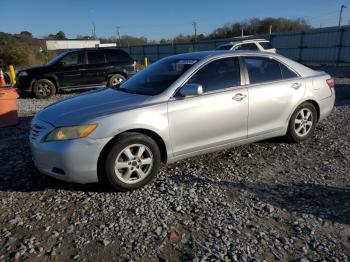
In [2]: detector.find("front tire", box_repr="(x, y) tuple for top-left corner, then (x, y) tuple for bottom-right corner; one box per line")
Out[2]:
(33, 79), (56, 99)
(108, 74), (126, 87)
(286, 102), (317, 142)
(104, 133), (161, 191)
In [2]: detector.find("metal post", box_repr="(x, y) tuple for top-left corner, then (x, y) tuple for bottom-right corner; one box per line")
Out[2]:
(339, 5), (347, 27)
(337, 27), (344, 64)
(9, 65), (16, 85)
(298, 32), (305, 62)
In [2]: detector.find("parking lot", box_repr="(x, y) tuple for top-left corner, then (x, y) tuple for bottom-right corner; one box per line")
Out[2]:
(0, 66), (350, 261)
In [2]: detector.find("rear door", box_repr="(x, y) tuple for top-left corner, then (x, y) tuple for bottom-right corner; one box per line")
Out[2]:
(84, 50), (108, 86)
(243, 56), (305, 137)
(54, 51), (86, 87)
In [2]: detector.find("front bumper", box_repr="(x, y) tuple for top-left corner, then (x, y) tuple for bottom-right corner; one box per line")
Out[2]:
(16, 75), (33, 92)
(29, 119), (111, 184)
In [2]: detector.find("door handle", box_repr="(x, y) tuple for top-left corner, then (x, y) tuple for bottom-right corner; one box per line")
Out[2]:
(291, 83), (302, 89)
(232, 93), (247, 101)
(79, 68), (87, 71)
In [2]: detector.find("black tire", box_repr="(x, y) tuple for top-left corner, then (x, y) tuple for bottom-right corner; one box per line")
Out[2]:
(286, 102), (317, 142)
(108, 74), (126, 87)
(104, 133), (161, 191)
(33, 79), (56, 99)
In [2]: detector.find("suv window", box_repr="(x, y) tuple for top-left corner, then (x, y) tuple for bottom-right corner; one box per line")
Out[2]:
(187, 57), (241, 93)
(105, 50), (132, 62)
(216, 44), (233, 50)
(245, 57), (283, 84)
(60, 52), (84, 65)
(234, 43), (259, 51)
(88, 51), (105, 64)
(259, 42), (271, 49)
(280, 63), (299, 79)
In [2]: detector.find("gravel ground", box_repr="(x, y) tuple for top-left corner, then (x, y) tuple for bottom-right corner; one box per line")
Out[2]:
(1, 67), (350, 261)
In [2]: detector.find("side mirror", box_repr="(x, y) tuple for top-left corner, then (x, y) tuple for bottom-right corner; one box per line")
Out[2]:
(179, 83), (203, 97)
(55, 61), (64, 67)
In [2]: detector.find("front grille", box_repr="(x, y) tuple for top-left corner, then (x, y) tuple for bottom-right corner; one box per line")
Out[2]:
(30, 124), (47, 141)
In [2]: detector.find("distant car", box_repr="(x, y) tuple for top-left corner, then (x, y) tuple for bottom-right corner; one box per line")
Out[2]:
(30, 51), (335, 191)
(16, 48), (136, 99)
(216, 39), (276, 53)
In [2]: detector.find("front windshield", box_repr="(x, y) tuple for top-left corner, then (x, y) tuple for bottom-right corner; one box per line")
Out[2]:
(119, 58), (198, 95)
(46, 52), (68, 66)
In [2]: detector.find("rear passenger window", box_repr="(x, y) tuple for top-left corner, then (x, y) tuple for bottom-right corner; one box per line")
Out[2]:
(245, 57), (282, 84)
(187, 57), (241, 93)
(280, 63), (298, 79)
(234, 43), (259, 51)
(88, 51), (105, 64)
(105, 50), (132, 62)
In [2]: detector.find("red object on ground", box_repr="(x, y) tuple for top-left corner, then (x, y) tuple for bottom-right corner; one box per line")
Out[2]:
(0, 70), (6, 87)
(0, 88), (19, 127)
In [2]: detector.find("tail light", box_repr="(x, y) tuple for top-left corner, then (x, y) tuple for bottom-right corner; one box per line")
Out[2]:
(326, 78), (335, 89)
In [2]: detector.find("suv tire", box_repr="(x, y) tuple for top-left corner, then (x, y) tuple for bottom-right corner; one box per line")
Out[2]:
(33, 79), (56, 99)
(108, 74), (126, 87)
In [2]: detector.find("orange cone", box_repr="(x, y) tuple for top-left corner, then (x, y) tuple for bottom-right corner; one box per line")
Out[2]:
(0, 69), (6, 87)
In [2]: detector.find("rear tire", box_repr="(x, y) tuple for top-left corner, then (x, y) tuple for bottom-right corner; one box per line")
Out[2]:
(104, 133), (161, 191)
(33, 79), (56, 99)
(108, 74), (126, 87)
(286, 102), (317, 142)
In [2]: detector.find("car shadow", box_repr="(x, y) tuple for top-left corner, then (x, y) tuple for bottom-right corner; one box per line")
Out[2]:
(171, 173), (350, 225)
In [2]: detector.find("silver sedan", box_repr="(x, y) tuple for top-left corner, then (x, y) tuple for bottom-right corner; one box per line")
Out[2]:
(30, 51), (335, 191)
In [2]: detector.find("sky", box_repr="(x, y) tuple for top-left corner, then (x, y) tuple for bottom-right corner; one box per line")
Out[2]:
(1, 0), (349, 40)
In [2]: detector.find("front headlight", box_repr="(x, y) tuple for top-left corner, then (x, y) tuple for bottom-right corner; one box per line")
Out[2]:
(45, 124), (97, 142)
(18, 71), (28, 77)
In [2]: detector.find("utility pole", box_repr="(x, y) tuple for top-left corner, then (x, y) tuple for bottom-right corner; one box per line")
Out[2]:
(192, 21), (198, 42)
(339, 5), (347, 27)
(91, 22), (96, 39)
(116, 26), (121, 46)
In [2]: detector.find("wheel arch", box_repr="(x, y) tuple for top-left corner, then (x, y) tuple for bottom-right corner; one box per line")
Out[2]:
(107, 71), (128, 80)
(32, 75), (59, 91)
(97, 128), (168, 183)
(305, 99), (320, 122)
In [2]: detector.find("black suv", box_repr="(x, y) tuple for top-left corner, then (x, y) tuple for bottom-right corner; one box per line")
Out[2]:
(16, 48), (136, 99)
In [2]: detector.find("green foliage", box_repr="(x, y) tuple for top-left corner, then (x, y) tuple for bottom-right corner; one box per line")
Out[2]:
(47, 30), (67, 40)
(0, 32), (55, 68)
(208, 17), (311, 39)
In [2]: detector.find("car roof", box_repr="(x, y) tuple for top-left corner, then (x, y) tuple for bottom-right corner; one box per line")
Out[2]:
(67, 47), (126, 52)
(166, 50), (272, 60)
(219, 39), (269, 46)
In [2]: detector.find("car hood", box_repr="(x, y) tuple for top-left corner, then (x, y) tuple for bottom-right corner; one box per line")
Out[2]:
(36, 88), (152, 126)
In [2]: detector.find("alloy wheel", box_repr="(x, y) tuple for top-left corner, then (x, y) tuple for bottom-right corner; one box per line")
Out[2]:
(114, 144), (154, 184)
(294, 108), (313, 137)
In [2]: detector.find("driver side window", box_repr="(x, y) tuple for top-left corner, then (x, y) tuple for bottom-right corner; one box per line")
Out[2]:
(187, 57), (241, 93)
(60, 52), (85, 66)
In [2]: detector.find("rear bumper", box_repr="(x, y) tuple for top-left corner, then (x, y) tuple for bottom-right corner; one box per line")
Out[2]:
(319, 93), (336, 122)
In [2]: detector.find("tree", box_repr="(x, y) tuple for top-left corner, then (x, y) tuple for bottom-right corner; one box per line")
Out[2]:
(47, 31), (67, 40)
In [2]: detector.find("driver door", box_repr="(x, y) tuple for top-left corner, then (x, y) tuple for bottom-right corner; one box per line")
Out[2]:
(167, 57), (248, 156)
(54, 51), (86, 87)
